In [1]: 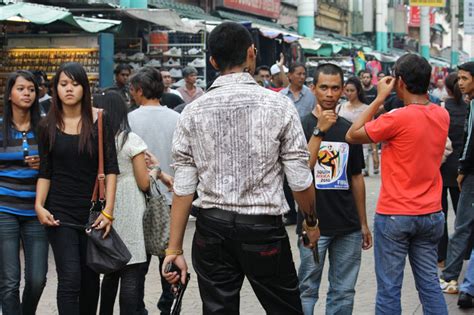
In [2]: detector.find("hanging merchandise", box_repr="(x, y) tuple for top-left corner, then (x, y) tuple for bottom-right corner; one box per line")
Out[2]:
(353, 51), (367, 75)
(366, 58), (382, 85)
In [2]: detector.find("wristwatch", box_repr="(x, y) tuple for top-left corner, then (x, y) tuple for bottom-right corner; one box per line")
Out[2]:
(152, 165), (162, 177)
(312, 127), (326, 138)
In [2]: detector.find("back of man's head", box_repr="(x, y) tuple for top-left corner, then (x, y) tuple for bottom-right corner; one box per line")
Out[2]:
(313, 63), (344, 86)
(208, 22), (253, 71)
(130, 66), (164, 100)
(393, 54), (431, 95)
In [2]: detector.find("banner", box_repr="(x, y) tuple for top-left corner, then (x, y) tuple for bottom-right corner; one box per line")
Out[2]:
(409, 0), (446, 7)
(409, 6), (435, 26)
(465, 0), (474, 34)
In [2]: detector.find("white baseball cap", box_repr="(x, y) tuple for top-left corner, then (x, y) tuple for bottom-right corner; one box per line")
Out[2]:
(270, 64), (289, 75)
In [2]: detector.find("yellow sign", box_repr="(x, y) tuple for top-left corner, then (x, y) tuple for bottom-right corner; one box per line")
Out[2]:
(409, 0), (446, 7)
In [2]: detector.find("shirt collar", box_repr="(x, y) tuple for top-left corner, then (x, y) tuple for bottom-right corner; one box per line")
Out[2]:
(282, 85), (308, 96)
(208, 73), (257, 91)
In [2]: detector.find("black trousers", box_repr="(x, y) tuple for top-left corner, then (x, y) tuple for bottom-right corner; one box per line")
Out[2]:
(438, 186), (460, 262)
(193, 209), (303, 315)
(99, 262), (146, 315)
(47, 227), (100, 315)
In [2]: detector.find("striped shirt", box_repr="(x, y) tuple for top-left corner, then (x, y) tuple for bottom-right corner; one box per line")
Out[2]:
(0, 124), (38, 216)
(172, 72), (313, 215)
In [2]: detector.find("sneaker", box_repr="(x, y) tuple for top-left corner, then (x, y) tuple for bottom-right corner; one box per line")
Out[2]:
(127, 52), (145, 61)
(145, 59), (161, 67)
(172, 79), (185, 88)
(129, 62), (141, 70)
(440, 279), (459, 294)
(163, 47), (182, 57)
(169, 68), (182, 78)
(186, 48), (202, 55)
(196, 78), (206, 88)
(114, 52), (127, 60)
(458, 292), (474, 308)
(187, 58), (205, 68)
(163, 58), (181, 67)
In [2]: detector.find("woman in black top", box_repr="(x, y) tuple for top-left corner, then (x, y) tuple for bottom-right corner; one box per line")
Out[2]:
(438, 72), (468, 264)
(35, 62), (119, 315)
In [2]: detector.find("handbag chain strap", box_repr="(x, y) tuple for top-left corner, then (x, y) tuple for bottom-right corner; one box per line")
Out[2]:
(91, 109), (106, 206)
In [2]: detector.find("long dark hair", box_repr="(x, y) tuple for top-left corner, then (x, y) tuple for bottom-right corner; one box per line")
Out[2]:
(93, 91), (131, 151)
(445, 72), (463, 105)
(2, 70), (42, 148)
(345, 76), (366, 104)
(41, 62), (93, 153)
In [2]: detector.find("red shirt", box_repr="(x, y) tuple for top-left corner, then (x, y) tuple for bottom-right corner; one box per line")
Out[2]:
(365, 104), (449, 215)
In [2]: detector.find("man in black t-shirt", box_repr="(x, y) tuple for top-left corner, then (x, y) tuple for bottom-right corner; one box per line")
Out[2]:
(297, 63), (372, 315)
(360, 69), (377, 104)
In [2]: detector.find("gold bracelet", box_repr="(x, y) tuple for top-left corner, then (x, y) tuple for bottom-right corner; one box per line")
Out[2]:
(101, 210), (115, 221)
(303, 219), (319, 231)
(165, 248), (183, 256)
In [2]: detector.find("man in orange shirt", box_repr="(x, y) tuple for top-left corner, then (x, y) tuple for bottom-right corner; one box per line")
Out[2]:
(346, 54), (449, 314)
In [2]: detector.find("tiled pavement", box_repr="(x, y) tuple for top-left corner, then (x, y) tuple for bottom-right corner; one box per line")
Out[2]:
(9, 175), (474, 314)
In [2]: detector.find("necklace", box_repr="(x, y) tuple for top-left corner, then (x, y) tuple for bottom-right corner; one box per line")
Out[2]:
(406, 100), (430, 106)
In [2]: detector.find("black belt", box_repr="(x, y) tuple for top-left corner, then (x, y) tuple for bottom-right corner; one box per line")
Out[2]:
(197, 208), (283, 225)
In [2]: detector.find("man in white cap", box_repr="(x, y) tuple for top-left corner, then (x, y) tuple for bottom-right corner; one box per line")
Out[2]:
(269, 53), (290, 92)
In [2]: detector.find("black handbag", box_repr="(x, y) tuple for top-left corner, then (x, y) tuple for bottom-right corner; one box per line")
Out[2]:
(85, 109), (131, 274)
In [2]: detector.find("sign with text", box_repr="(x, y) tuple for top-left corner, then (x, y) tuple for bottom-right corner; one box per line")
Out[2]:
(217, 0), (281, 19)
(409, 0), (446, 7)
(465, 0), (474, 34)
(409, 6), (435, 26)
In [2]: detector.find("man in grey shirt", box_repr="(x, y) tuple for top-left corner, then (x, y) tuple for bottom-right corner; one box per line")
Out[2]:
(128, 66), (180, 314)
(280, 63), (316, 119)
(162, 22), (318, 314)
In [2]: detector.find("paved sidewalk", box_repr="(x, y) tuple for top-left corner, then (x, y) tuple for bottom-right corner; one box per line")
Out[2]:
(11, 175), (474, 314)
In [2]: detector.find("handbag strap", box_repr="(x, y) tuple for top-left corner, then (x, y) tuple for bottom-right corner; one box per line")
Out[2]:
(91, 109), (105, 203)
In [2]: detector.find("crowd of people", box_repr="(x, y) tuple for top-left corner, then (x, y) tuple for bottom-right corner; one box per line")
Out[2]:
(1, 21), (474, 315)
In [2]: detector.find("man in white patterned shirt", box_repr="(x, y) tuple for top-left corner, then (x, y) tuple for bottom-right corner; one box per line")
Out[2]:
(162, 22), (318, 314)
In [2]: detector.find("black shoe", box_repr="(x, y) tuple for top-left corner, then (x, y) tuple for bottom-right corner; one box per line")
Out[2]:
(283, 217), (297, 226)
(458, 292), (474, 308)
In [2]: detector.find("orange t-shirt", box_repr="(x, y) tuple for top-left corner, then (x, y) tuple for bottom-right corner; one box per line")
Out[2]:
(365, 104), (450, 215)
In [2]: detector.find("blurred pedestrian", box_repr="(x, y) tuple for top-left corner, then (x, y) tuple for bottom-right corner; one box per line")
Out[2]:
(176, 66), (203, 104)
(437, 72), (467, 266)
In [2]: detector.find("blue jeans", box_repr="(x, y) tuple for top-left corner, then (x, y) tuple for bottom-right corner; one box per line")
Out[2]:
(374, 213), (447, 315)
(442, 174), (474, 281)
(298, 230), (362, 315)
(461, 250), (474, 295)
(0, 212), (48, 315)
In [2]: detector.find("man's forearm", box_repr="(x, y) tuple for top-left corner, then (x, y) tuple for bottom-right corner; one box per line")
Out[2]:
(168, 193), (194, 250)
(351, 174), (368, 227)
(308, 135), (323, 170)
(293, 185), (317, 225)
(347, 97), (384, 138)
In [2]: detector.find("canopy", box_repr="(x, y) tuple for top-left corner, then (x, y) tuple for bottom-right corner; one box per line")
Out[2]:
(122, 9), (202, 33)
(0, 3), (121, 33)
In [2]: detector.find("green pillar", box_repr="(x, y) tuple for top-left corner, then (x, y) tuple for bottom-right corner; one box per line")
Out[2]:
(451, 50), (459, 67)
(120, 0), (147, 8)
(298, 16), (315, 38)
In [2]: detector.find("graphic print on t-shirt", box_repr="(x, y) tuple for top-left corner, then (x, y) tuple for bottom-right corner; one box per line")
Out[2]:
(315, 141), (349, 190)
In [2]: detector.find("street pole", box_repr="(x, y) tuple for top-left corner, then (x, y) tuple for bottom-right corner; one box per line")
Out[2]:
(420, 6), (431, 59)
(297, 0), (315, 38)
(451, 0), (459, 67)
(376, 0), (388, 52)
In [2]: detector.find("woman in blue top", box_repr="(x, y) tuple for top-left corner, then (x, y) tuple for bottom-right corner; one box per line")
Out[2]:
(0, 70), (48, 315)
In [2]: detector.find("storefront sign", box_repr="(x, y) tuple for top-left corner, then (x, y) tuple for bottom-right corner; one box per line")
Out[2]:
(409, 0), (446, 7)
(465, 0), (474, 34)
(217, 0), (281, 19)
(408, 6), (435, 26)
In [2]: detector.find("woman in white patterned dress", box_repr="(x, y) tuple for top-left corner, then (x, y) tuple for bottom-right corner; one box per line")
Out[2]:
(93, 91), (171, 315)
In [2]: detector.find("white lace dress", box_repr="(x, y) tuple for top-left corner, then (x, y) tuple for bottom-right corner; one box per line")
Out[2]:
(113, 131), (148, 265)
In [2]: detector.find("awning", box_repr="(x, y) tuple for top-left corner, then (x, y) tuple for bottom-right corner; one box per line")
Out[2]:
(298, 37), (322, 53)
(0, 3), (121, 33)
(215, 10), (300, 43)
(122, 9), (201, 33)
(152, 0), (222, 22)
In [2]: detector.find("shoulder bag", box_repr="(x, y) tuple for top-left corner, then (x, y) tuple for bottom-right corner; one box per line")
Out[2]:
(85, 109), (132, 274)
(143, 176), (170, 257)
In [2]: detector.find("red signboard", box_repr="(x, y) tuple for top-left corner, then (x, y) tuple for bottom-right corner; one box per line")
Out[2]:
(409, 6), (435, 26)
(221, 0), (281, 19)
